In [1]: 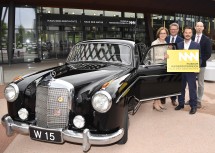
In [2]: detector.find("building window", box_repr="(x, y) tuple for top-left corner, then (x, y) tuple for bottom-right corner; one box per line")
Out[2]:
(63, 8), (83, 15)
(84, 9), (104, 16)
(42, 7), (60, 14)
(104, 11), (121, 17)
(14, 8), (37, 62)
(137, 13), (144, 19)
(15, 8), (36, 29)
(124, 12), (135, 18)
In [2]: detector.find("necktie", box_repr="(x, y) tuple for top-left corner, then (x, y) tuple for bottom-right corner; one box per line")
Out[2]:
(196, 35), (200, 43)
(171, 37), (175, 43)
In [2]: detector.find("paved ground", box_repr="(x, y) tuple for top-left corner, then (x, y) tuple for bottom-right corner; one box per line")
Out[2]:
(0, 59), (215, 153)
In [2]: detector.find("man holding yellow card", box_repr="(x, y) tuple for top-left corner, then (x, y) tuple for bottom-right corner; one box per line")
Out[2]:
(174, 26), (201, 115)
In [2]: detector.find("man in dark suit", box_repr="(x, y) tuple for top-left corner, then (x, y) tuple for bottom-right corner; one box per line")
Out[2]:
(166, 23), (183, 44)
(175, 26), (200, 114)
(186, 22), (212, 108)
(162, 23), (184, 106)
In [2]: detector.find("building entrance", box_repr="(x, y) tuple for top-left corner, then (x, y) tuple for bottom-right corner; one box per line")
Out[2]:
(40, 31), (83, 59)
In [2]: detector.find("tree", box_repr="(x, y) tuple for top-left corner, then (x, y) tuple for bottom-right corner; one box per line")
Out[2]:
(0, 21), (7, 49)
(16, 25), (25, 48)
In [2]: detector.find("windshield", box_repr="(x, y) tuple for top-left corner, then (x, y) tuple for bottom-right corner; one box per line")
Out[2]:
(66, 42), (132, 65)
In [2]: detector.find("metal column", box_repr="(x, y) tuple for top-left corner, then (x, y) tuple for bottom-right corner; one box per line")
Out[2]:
(144, 13), (154, 46)
(7, 1), (15, 65)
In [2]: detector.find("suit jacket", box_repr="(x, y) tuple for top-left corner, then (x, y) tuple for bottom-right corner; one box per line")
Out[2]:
(166, 35), (183, 43)
(192, 34), (212, 67)
(177, 40), (201, 65)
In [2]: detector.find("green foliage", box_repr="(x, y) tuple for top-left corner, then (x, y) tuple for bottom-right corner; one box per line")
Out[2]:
(16, 25), (25, 47)
(0, 21), (7, 49)
(15, 25), (36, 48)
(0, 21), (7, 36)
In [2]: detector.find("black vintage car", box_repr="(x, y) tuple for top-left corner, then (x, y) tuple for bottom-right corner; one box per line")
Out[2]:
(1, 39), (181, 151)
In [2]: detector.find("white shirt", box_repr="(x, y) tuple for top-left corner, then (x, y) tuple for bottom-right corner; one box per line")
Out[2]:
(184, 40), (192, 50)
(195, 33), (202, 43)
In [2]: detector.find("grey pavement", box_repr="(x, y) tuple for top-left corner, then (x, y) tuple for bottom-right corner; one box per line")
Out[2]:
(1, 59), (215, 153)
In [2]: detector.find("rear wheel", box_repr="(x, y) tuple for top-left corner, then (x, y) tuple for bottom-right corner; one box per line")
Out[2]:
(118, 104), (128, 144)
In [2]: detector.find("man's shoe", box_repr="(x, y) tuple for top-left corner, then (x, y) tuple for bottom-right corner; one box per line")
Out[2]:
(185, 100), (190, 105)
(197, 102), (202, 109)
(175, 105), (184, 110)
(171, 100), (177, 106)
(189, 107), (197, 114)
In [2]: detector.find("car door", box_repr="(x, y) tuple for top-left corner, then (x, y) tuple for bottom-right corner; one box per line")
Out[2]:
(132, 43), (181, 101)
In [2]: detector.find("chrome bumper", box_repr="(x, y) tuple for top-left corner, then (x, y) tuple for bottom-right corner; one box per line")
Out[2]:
(1, 115), (124, 152)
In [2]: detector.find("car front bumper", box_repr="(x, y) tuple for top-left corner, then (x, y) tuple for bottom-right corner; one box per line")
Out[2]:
(1, 115), (124, 152)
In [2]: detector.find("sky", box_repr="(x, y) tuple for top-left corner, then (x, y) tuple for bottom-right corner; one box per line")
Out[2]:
(2, 7), (35, 29)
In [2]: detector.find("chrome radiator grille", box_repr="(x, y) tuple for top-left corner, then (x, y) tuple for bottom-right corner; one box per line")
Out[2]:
(35, 79), (74, 129)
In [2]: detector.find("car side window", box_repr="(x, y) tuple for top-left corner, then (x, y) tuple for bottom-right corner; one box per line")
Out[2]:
(143, 44), (175, 65)
(135, 43), (147, 64)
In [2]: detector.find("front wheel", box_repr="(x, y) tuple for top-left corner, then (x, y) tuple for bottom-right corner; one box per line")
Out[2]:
(118, 105), (128, 144)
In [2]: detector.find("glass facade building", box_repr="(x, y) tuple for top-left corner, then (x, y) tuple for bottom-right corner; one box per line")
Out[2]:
(1, 6), (215, 64)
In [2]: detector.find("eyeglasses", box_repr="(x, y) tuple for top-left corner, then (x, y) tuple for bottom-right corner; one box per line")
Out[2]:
(160, 33), (167, 34)
(170, 29), (178, 30)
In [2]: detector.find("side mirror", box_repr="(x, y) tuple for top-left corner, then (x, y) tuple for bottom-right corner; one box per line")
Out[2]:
(146, 60), (151, 65)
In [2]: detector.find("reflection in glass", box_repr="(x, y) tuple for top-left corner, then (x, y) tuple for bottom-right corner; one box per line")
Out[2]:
(38, 31), (83, 59)
(42, 7), (60, 14)
(15, 28), (37, 62)
(104, 11), (121, 17)
(137, 13), (144, 19)
(13, 8), (38, 62)
(84, 9), (103, 16)
(63, 8), (83, 15)
(124, 12), (135, 18)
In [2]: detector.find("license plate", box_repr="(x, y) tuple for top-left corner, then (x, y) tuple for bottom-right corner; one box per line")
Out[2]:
(29, 126), (63, 143)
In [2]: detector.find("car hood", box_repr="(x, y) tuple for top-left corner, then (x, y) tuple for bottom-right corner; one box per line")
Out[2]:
(58, 69), (122, 88)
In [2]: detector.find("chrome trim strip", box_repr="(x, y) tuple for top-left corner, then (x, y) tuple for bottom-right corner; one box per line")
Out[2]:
(1, 115), (124, 152)
(140, 93), (181, 102)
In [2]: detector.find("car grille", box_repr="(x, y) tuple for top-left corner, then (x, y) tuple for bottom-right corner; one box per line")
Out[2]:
(35, 79), (73, 129)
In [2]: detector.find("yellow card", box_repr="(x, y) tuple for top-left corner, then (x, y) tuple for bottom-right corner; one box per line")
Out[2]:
(167, 50), (200, 72)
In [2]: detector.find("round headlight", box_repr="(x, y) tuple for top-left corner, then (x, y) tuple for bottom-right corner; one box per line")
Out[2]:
(4, 83), (19, 102)
(92, 91), (112, 113)
(73, 115), (85, 129)
(18, 108), (29, 120)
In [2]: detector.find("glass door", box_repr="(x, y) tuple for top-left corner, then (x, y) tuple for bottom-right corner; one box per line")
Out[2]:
(39, 31), (83, 59)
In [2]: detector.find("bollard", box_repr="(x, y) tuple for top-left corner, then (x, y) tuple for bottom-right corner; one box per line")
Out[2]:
(0, 66), (4, 85)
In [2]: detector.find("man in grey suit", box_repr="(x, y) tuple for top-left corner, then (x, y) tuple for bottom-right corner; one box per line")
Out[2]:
(162, 23), (183, 106)
(185, 22), (212, 108)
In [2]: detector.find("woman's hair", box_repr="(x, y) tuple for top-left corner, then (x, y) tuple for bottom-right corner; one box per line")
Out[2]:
(156, 27), (169, 38)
